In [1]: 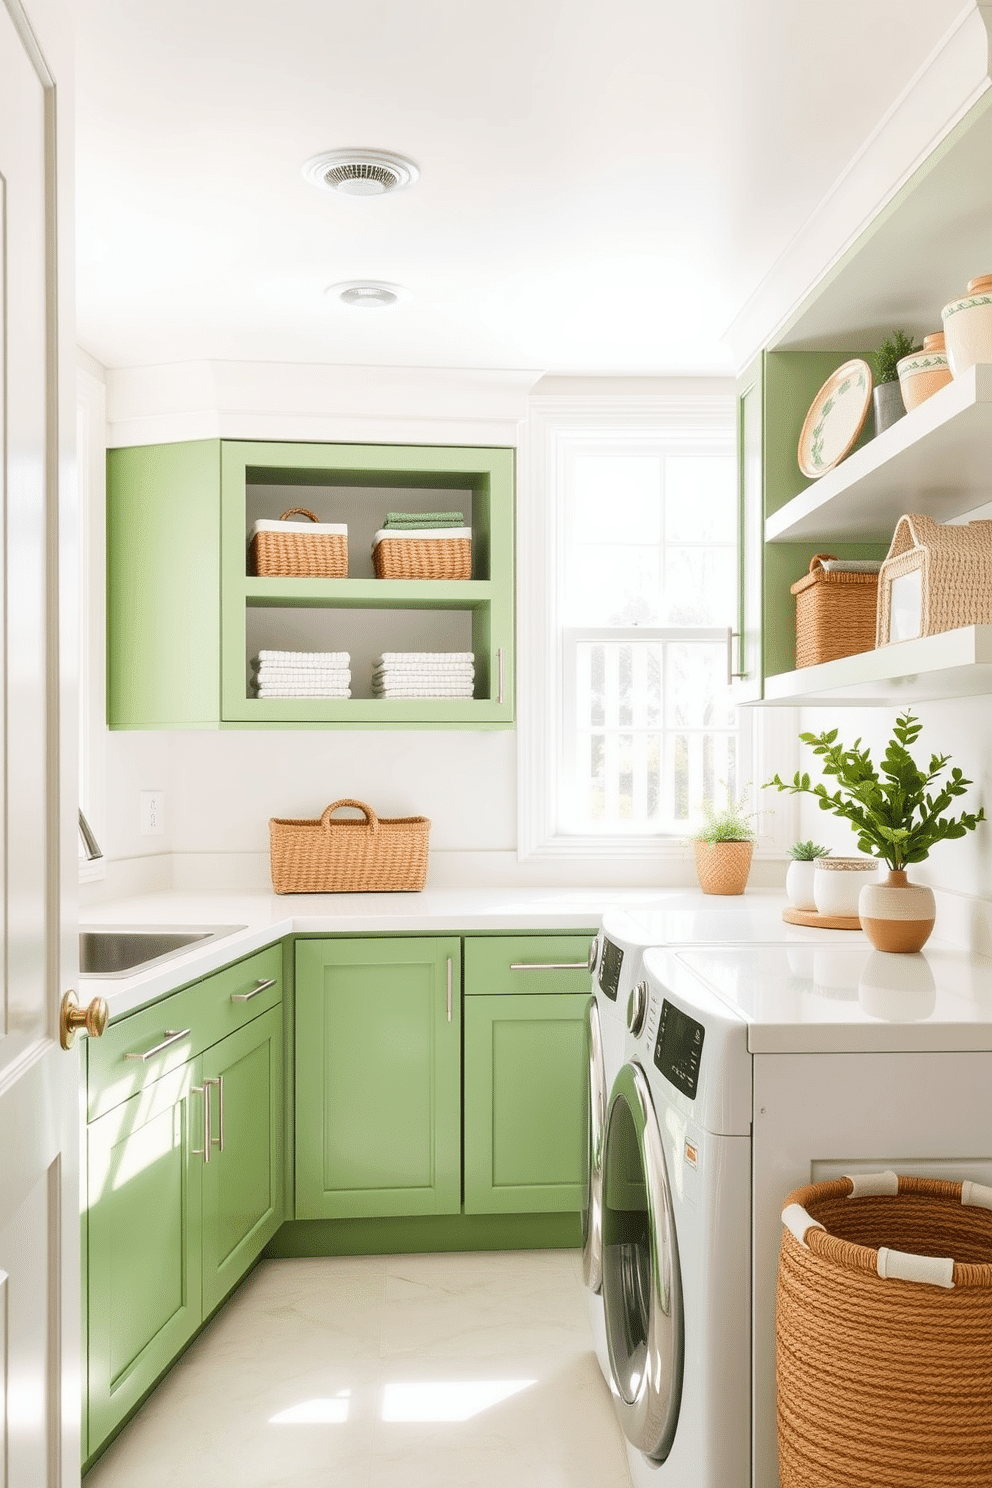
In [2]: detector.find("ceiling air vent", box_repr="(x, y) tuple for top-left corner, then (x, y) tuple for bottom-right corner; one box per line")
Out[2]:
(326, 281), (409, 308)
(303, 149), (419, 198)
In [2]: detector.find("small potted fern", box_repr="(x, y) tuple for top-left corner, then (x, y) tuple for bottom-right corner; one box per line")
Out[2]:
(873, 330), (919, 434)
(690, 794), (756, 896)
(785, 840), (830, 911)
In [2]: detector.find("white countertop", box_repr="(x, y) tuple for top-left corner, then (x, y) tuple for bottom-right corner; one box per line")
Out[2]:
(81, 884), (702, 1019)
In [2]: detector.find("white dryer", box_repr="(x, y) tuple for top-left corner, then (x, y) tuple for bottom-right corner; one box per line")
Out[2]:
(603, 939), (992, 1488)
(583, 893), (861, 1387)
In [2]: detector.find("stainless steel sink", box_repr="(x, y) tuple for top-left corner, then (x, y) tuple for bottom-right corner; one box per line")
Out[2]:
(79, 925), (247, 979)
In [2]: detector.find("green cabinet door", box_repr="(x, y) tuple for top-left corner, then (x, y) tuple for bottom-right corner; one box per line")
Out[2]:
(86, 1058), (203, 1449)
(295, 937), (461, 1219)
(201, 1006), (285, 1316)
(463, 993), (588, 1215)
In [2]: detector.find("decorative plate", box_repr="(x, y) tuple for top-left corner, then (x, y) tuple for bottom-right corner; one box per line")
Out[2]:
(797, 359), (873, 479)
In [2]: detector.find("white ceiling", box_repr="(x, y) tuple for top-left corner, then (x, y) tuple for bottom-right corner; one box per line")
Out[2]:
(70, 0), (965, 376)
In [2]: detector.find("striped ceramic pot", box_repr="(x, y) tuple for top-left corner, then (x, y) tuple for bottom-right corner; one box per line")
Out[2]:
(858, 870), (936, 953)
(942, 274), (992, 377)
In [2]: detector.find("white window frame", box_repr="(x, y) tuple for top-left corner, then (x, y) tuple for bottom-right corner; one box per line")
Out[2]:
(518, 389), (796, 862)
(77, 361), (107, 882)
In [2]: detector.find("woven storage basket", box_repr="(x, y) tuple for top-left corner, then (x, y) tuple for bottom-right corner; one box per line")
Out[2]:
(876, 512), (992, 646)
(373, 535), (472, 580)
(249, 508), (348, 578)
(269, 799), (430, 893)
(790, 553), (879, 668)
(777, 1173), (992, 1488)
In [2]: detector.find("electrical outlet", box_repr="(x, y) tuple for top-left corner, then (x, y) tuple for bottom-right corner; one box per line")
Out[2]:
(140, 790), (165, 836)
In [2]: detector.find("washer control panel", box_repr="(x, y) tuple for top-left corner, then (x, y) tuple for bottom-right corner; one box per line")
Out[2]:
(598, 938), (623, 1003)
(654, 998), (705, 1100)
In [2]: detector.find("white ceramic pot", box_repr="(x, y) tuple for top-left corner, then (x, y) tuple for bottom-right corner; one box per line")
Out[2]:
(785, 859), (818, 911)
(858, 870), (936, 953)
(942, 274), (992, 377)
(896, 333), (952, 410)
(812, 857), (878, 918)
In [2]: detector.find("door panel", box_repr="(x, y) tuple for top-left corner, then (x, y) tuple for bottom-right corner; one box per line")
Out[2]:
(295, 938), (461, 1219)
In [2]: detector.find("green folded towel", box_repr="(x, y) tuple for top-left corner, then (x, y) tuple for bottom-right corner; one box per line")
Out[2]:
(384, 511), (465, 529)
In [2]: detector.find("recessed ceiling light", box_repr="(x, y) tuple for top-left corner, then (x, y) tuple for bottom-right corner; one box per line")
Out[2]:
(303, 149), (419, 198)
(325, 280), (409, 308)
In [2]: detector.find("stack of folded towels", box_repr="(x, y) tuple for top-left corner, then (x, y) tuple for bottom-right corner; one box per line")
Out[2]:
(382, 510), (465, 531)
(372, 651), (475, 699)
(252, 649), (351, 698)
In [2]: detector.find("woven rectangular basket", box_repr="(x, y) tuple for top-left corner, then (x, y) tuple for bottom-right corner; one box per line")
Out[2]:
(373, 536), (472, 580)
(249, 508), (348, 578)
(790, 553), (879, 668)
(269, 799), (430, 893)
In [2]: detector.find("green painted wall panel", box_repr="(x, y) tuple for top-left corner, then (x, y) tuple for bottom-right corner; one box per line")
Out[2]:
(107, 441), (222, 727)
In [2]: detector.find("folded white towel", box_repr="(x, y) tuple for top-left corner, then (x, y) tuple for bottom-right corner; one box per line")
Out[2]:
(250, 520), (347, 537)
(255, 668), (352, 686)
(372, 665), (474, 680)
(255, 650), (350, 665)
(372, 527), (471, 549)
(373, 684), (474, 698)
(255, 686), (352, 698)
(375, 652), (474, 666)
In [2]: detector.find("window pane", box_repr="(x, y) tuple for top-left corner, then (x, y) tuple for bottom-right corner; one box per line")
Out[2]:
(662, 547), (736, 625)
(564, 545), (663, 625)
(567, 453), (662, 543)
(665, 456), (736, 542)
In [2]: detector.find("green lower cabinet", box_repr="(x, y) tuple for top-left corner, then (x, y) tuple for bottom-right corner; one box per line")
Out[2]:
(295, 937), (462, 1219)
(86, 1058), (203, 1450)
(463, 993), (588, 1214)
(201, 1006), (284, 1316)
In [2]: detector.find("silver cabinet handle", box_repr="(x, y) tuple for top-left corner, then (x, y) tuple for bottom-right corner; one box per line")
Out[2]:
(509, 962), (590, 971)
(587, 940), (599, 974)
(726, 626), (745, 683)
(124, 1028), (191, 1062)
(446, 957), (453, 1023)
(192, 1083), (210, 1162)
(231, 977), (276, 1003)
(205, 1075), (225, 1153)
(497, 647), (504, 705)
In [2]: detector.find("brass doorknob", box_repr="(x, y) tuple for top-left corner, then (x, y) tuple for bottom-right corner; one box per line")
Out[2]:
(60, 990), (109, 1050)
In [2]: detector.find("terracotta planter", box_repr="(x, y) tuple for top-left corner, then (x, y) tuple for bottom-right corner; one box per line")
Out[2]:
(858, 869), (936, 953)
(693, 840), (753, 896)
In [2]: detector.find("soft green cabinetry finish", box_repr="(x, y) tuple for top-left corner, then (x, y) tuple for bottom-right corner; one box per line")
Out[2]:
(108, 438), (515, 729)
(295, 937), (461, 1219)
(84, 947), (284, 1462)
(462, 935), (591, 1214)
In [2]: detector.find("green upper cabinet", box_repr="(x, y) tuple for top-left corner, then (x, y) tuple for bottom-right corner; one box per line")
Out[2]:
(107, 439), (515, 729)
(295, 936), (462, 1220)
(734, 351), (889, 700)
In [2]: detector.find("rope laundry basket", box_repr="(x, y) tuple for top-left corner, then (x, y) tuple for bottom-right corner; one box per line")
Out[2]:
(372, 534), (472, 580)
(790, 554), (880, 668)
(269, 799), (430, 893)
(876, 512), (992, 645)
(249, 508), (348, 578)
(777, 1172), (992, 1488)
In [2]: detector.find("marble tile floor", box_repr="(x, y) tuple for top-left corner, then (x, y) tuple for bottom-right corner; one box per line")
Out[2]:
(84, 1248), (633, 1488)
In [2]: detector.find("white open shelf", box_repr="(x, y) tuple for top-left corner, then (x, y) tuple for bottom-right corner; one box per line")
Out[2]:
(765, 364), (992, 543)
(754, 625), (992, 707)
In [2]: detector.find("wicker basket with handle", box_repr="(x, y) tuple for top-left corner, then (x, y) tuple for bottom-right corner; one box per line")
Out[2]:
(372, 534), (472, 580)
(777, 1172), (992, 1488)
(876, 512), (992, 645)
(269, 798), (430, 893)
(249, 507), (348, 578)
(790, 553), (879, 668)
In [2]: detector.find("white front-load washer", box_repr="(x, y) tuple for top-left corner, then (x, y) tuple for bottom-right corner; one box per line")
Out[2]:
(605, 939), (992, 1488)
(583, 893), (864, 1388)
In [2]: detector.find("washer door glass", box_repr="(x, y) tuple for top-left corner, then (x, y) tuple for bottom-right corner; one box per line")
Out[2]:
(602, 1061), (684, 1462)
(581, 997), (608, 1293)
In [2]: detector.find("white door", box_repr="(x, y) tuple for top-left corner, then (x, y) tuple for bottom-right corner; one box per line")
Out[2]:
(0, 0), (80, 1483)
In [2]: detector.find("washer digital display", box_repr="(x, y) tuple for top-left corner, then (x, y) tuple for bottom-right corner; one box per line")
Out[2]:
(598, 938), (623, 1002)
(654, 998), (704, 1099)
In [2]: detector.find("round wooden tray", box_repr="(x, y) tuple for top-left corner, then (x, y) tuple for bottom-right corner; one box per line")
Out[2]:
(782, 906), (861, 931)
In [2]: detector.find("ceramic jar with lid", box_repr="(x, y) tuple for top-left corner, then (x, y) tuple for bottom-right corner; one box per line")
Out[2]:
(896, 332), (953, 410)
(812, 856), (878, 919)
(941, 275), (992, 377)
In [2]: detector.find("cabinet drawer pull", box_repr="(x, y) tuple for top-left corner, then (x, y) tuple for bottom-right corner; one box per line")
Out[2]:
(509, 962), (589, 972)
(446, 958), (453, 1023)
(230, 977), (277, 1003)
(726, 626), (745, 683)
(192, 1083), (210, 1163)
(124, 1028), (191, 1061)
(205, 1075), (225, 1152)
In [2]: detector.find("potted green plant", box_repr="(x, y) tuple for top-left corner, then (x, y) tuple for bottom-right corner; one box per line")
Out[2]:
(872, 330), (920, 434)
(767, 712), (985, 950)
(690, 794), (756, 896)
(785, 840), (830, 911)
